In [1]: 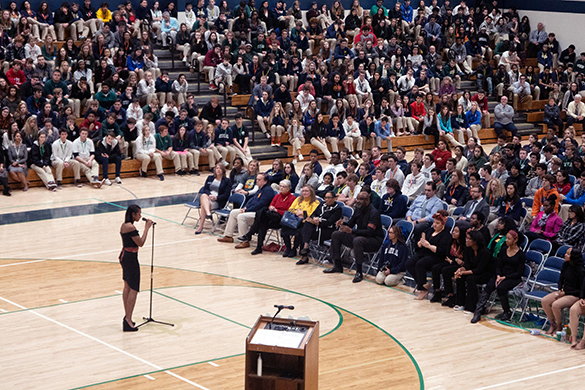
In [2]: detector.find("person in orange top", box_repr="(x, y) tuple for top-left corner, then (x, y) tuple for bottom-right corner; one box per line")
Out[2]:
(532, 174), (560, 217)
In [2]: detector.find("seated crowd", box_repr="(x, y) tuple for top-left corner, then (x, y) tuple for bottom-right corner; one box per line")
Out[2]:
(200, 129), (585, 334)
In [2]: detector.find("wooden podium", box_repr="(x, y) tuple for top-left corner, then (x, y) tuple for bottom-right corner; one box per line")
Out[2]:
(245, 315), (319, 390)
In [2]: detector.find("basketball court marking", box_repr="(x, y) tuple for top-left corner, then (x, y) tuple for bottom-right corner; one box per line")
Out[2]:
(473, 363), (585, 389)
(0, 295), (210, 390)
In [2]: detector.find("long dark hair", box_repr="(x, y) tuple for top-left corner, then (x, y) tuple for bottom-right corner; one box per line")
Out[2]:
(504, 182), (520, 204)
(466, 230), (485, 249)
(125, 204), (141, 223)
(569, 248), (583, 267)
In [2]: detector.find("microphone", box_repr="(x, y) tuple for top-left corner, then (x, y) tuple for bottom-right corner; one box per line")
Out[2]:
(269, 305), (294, 329)
(274, 305), (294, 310)
(142, 218), (157, 225)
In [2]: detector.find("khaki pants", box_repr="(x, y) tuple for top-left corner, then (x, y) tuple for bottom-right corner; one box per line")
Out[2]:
(56, 23), (78, 41)
(234, 146), (253, 166)
(79, 160), (100, 181)
(470, 124), (481, 141)
(559, 204), (570, 222)
(190, 147), (221, 170)
(452, 128), (468, 145)
(327, 137), (340, 153)
(310, 138), (331, 160)
(290, 137), (304, 156)
(157, 150), (181, 172)
(224, 209), (256, 237)
(31, 164), (55, 186)
(513, 93), (533, 111)
(135, 152), (163, 175)
(53, 160), (80, 181)
(176, 151), (195, 170)
(216, 145), (237, 165)
(202, 66), (216, 82)
(344, 134), (363, 153)
(443, 132), (463, 147)
(156, 92), (173, 106)
(257, 117), (270, 134)
(271, 125), (284, 138)
(39, 24), (56, 40)
(375, 271), (405, 287)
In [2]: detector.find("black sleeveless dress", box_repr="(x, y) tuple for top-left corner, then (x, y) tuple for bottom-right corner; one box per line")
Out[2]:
(120, 229), (140, 291)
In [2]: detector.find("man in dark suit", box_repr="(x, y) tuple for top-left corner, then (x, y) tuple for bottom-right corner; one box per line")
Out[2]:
(456, 185), (490, 229)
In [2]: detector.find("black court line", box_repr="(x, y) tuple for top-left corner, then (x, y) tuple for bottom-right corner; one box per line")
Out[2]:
(0, 193), (198, 226)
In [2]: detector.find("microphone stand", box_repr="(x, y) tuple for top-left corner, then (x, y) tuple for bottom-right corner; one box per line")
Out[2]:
(268, 306), (284, 330)
(137, 222), (174, 328)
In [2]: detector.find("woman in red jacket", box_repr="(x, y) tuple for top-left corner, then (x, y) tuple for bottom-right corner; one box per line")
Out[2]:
(431, 139), (452, 171)
(240, 179), (297, 255)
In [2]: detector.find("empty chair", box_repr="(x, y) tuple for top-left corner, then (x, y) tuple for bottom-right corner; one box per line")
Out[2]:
(525, 250), (545, 274)
(528, 239), (553, 258)
(182, 194), (201, 227)
(555, 245), (571, 258)
(543, 256), (565, 272)
(381, 215), (393, 229)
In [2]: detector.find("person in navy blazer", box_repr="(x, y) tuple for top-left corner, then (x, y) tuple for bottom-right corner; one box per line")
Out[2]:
(196, 163), (232, 233)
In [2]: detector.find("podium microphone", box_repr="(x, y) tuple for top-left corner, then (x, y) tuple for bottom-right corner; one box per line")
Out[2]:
(142, 218), (157, 225)
(269, 305), (294, 329)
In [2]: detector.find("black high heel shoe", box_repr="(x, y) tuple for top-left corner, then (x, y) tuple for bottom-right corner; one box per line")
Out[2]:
(123, 317), (138, 332)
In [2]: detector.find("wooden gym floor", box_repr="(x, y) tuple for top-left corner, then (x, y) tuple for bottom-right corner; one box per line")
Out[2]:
(1, 155), (584, 390)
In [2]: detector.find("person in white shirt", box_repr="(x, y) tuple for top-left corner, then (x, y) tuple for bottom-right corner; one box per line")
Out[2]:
(184, 2), (196, 30)
(421, 153), (436, 179)
(126, 99), (144, 122)
(402, 160), (427, 201)
(137, 71), (156, 105)
(296, 86), (315, 112)
(371, 166), (388, 198)
(134, 126), (162, 178)
(72, 127), (103, 188)
(319, 152), (344, 183)
(342, 115), (362, 159)
(338, 173), (362, 207)
(205, 0), (220, 23)
(136, 113), (156, 134)
(354, 72), (372, 105)
(385, 155), (405, 187)
(51, 129), (80, 188)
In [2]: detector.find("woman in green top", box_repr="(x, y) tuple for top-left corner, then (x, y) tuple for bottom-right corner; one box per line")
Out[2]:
(487, 217), (517, 259)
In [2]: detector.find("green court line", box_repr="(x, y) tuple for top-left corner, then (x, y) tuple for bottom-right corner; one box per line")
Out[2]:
(153, 290), (252, 329)
(71, 353), (246, 390)
(3, 256), (423, 390)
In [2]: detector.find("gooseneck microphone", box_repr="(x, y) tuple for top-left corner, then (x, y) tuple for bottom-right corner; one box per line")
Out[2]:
(142, 218), (157, 225)
(269, 305), (295, 329)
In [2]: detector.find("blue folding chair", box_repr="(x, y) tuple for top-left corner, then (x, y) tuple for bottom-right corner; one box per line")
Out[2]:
(396, 220), (414, 244)
(569, 175), (576, 186)
(182, 193), (201, 227)
(381, 215), (393, 229)
(528, 239), (552, 258)
(336, 200), (344, 208)
(555, 245), (571, 258)
(211, 193), (246, 233)
(445, 217), (455, 233)
(525, 250), (545, 274)
(518, 233), (529, 252)
(351, 228), (388, 275)
(521, 197), (533, 208)
(518, 208), (527, 231)
(341, 206), (353, 222)
(520, 268), (561, 322)
(543, 256), (564, 272)
(452, 207), (465, 217)
(442, 201), (449, 211)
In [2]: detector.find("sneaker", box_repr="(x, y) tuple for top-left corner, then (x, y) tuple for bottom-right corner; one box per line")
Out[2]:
(453, 305), (464, 311)
(209, 83), (218, 90)
(271, 142), (276, 147)
(191, 169), (200, 176)
(298, 154), (304, 161)
(139, 169), (147, 178)
(115, 177), (122, 184)
(266, 132), (271, 139)
(353, 153), (360, 160)
(221, 160), (229, 167)
(463, 310), (473, 315)
(158, 174), (165, 181)
(104, 178), (112, 186)
(74, 179), (82, 188)
(182, 56), (187, 63)
(218, 84), (224, 94)
(292, 158), (298, 165)
(56, 181), (63, 190)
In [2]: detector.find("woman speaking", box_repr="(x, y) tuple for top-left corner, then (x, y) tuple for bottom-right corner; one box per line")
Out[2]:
(119, 204), (153, 332)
